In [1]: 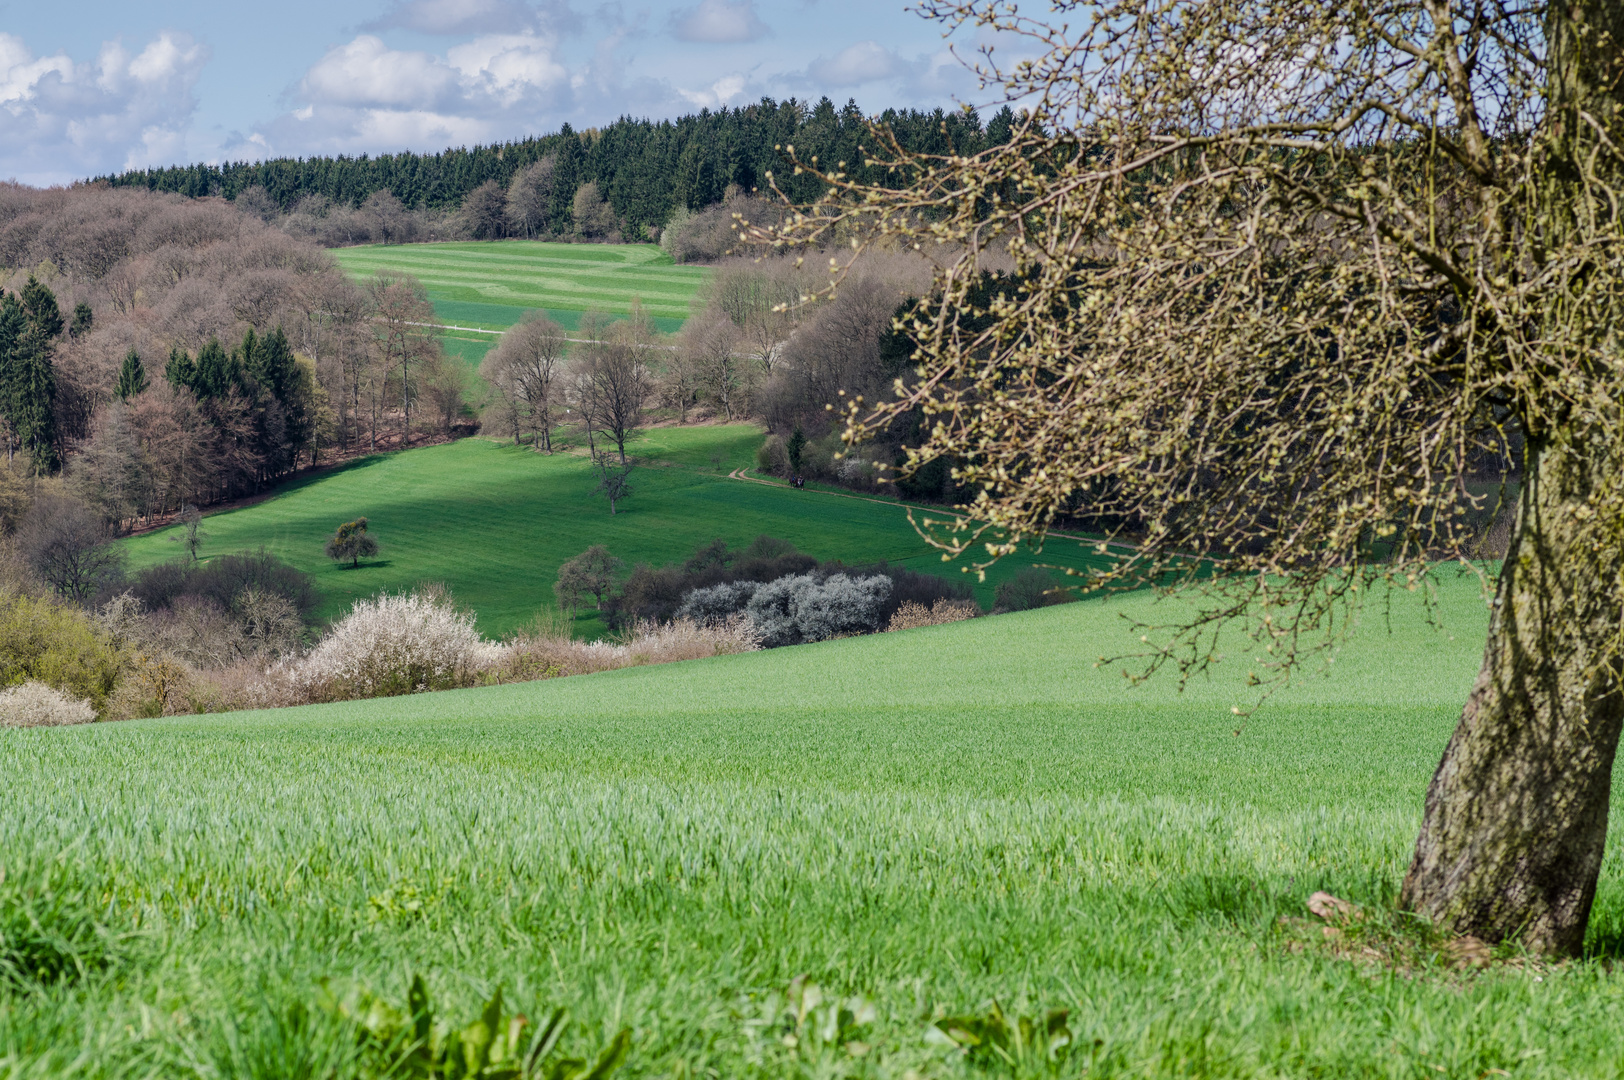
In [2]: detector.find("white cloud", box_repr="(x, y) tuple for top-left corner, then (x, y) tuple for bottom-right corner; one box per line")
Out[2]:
(807, 40), (906, 86)
(263, 31), (576, 156)
(363, 0), (580, 36)
(677, 73), (746, 109)
(300, 36), (457, 110)
(0, 31), (207, 184)
(669, 0), (770, 44)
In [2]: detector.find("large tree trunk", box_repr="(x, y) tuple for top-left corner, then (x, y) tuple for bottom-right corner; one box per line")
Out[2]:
(1401, 431), (1624, 954)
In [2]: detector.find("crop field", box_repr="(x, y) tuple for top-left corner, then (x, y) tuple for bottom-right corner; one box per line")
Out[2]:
(330, 241), (706, 333)
(13, 572), (1624, 1077)
(118, 427), (1114, 636)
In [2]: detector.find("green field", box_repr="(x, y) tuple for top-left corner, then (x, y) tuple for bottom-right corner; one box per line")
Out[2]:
(15, 571), (1624, 1077)
(119, 427), (1112, 636)
(330, 241), (706, 333)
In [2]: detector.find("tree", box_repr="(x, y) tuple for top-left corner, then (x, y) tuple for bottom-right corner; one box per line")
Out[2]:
(506, 156), (557, 238)
(366, 273), (441, 447)
(325, 517), (378, 569)
(68, 302), (92, 338)
(554, 544), (622, 610)
(777, 0), (1624, 955)
(573, 309), (654, 465)
(0, 285), (59, 473)
(675, 315), (748, 421)
(463, 179), (509, 240)
(591, 450), (635, 515)
(115, 349), (148, 401)
(480, 313), (568, 451)
(171, 505), (205, 564)
(16, 493), (124, 603)
(786, 427), (806, 477)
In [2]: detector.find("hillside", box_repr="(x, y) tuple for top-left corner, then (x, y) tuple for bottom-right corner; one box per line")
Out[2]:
(329, 241), (705, 334)
(117, 427), (1112, 636)
(12, 574), (1613, 1077)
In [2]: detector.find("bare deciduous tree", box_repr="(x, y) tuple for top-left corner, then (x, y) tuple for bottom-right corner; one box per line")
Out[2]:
(572, 308), (654, 464)
(480, 313), (568, 451)
(366, 272), (441, 449)
(506, 157), (557, 238)
(775, 0), (1624, 954)
(463, 180), (509, 240)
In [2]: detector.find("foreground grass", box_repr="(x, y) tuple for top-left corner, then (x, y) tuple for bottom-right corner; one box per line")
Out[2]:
(12, 573), (1624, 1077)
(330, 241), (705, 332)
(119, 430), (1111, 636)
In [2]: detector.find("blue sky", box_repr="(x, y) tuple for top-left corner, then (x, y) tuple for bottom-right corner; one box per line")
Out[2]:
(0, 0), (1000, 186)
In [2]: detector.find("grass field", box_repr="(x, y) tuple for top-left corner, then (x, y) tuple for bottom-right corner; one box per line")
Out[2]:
(15, 571), (1624, 1077)
(118, 427), (1115, 637)
(330, 241), (706, 333)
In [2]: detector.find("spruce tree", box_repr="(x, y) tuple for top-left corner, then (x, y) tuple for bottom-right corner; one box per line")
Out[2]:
(115, 350), (148, 401)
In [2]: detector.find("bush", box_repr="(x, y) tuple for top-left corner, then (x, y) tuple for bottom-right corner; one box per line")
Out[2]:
(677, 581), (761, 624)
(0, 593), (121, 712)
(756, 434), (789, 476)
(745, 573), (892, 647)
(886, 599), (980, 632)
(0, 681), (96, 727)
(128, 550), (318, 620)
(994, 567), (1070, 612)
(264, 588), (501, 704)
(492, 615), (761, 683)
(16, 493), (125, 603)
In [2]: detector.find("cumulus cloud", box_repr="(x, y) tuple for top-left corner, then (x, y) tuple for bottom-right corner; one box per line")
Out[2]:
(806, 40), (908, 86)
(264, 31), (573, 156)
(669, 0), (770, 44)
(677, 73), (747, 109)
(0, 31), (207, 185)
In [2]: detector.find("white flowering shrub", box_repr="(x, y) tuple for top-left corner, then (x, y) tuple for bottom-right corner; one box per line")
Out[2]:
(676, 581), (761, 624)
(0, 681), (97, 727)
(267, 590), (502, 704)
(745, 573), (892, 647)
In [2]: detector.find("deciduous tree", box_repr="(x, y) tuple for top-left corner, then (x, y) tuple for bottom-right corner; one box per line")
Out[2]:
(778, 0), (1624, 954)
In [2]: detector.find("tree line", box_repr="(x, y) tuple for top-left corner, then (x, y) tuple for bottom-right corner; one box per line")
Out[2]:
(100, 97), (1016, 240)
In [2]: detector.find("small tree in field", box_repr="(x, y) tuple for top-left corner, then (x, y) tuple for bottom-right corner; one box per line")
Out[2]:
(771, 0), (1624, 955)
(326, 517), (379, 569)
(592, 451), (635, 515)
(555, 545), (622, 610)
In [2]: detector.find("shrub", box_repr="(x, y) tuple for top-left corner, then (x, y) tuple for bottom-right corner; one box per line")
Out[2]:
(0, 593), (121, 712)
(264, 588), (501, 704)
(492, 615), (760, 683)
(128, 550), (318, 620)
(994, 567), (1071, 613)
(0, 681), (96, 727)
(886, 598), (980, 632)
(756, 434), (789, 476)
(745, 573), (892, 647)
(677, 580), (761, 624)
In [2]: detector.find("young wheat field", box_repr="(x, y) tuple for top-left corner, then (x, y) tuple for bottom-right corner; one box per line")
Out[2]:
(329, 241), (706, 333)
(11, 573), (1624, 1076)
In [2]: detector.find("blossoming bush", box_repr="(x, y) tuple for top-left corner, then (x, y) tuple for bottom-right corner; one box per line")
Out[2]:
(0, 681), (97, 727)
(262, 589), (502, 705)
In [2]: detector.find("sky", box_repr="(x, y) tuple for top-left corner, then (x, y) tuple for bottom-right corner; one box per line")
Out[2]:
(0, 0), (1001, 187)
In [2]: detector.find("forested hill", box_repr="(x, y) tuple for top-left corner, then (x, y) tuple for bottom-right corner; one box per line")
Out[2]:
(99, 97), (1014, 233)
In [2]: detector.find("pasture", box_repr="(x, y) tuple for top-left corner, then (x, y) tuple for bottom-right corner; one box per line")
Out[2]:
(118, 427), (1113, 636)
(329, 241), (707, 333)
(11, 572), (1624, 1077)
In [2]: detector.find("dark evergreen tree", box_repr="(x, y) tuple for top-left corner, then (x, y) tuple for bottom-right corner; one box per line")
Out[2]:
(69, 302), (93, 338)
(115, 349), (149, 401)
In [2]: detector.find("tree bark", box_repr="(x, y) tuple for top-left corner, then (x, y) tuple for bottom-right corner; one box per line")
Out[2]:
(1401, 430), (1624, 954)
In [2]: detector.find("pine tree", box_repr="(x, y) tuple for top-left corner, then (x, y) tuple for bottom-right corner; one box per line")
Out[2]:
(115, 349), (148, 401)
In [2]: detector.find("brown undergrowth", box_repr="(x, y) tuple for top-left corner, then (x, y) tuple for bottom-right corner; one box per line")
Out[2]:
(1277, 892), (1558, 980)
